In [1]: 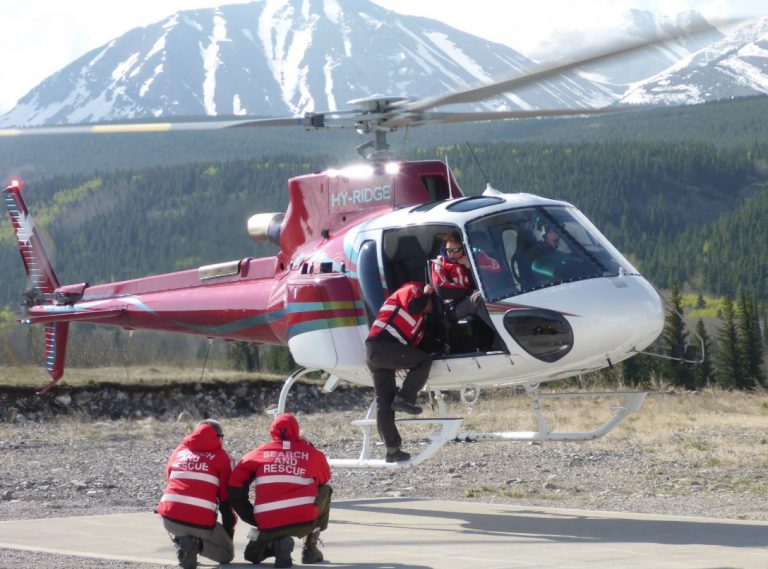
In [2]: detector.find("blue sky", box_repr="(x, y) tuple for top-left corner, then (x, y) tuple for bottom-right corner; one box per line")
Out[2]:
(0, 0), (763, 114)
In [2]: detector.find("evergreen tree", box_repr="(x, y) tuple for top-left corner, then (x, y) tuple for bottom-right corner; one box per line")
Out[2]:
(622, 354), (661, 388)
(693, 319), (714, 389)
(737, 293), (765, 388)
(716, 295), (743, 389)
(228, 342), (260, 372)
(260, 346), (296, 374)
(661, 281), (693, 388)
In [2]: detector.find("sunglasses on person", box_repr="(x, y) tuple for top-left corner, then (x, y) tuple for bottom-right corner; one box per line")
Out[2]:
(445, 246), (463, 254)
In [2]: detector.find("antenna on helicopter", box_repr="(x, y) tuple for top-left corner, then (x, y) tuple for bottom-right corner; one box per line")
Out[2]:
(465, 141), (490, 187)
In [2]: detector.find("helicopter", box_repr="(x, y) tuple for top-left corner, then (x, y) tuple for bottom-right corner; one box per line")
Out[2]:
(3, 25), (719, 469)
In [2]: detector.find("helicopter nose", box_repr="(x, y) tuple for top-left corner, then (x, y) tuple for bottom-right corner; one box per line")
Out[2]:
(571, 276), (664, 362)
(504, 276), (664, 365)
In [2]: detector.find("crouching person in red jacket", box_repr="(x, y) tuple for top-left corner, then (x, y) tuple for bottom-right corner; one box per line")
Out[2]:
(229, 413), (332, 568)
(157, 419), (236, 569)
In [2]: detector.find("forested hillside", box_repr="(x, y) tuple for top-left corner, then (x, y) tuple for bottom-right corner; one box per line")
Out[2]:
(2, 140), (767, 307)
(1, 96), (766, 180)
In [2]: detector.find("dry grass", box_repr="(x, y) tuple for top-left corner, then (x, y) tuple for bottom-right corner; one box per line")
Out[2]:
(446, 387), (768, 432)
(442, 387), (768, 471)
(0, 365), (285, 388)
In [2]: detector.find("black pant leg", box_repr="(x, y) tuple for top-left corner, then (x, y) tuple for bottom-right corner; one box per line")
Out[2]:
(400, 349), (432, 400)
(366, 341), (401, 448)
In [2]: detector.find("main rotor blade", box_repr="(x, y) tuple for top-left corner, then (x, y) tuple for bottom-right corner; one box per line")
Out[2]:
(399, 18), (742, 114)
(0, 117), (309, 137)
(395, 107), (621, 126)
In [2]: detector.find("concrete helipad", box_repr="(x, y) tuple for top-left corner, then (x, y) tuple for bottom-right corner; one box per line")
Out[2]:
(1, 498), (767, 568)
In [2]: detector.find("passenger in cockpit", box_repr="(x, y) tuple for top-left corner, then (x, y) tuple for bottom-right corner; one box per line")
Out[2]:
(431, 232), (500, 339)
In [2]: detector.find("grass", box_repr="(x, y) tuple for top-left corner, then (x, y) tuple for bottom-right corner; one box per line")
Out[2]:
(0, 364), (288, 388)
(441, 387), (768, 470)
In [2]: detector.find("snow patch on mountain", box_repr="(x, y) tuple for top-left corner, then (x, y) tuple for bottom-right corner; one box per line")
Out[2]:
(1, 2), (764, 128)
(622, 17), (768, 106)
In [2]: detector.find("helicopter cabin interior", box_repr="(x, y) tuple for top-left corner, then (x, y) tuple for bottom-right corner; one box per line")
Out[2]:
(363, 223), (500, 356)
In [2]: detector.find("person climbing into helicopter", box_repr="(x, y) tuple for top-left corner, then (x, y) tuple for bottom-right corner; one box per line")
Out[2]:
(430, 231), (501, 341)
(228, 413), (332, 568)
(365, 281), (434, 463)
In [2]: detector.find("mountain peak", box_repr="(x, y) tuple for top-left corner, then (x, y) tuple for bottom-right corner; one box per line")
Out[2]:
(1, 6), (766, 128)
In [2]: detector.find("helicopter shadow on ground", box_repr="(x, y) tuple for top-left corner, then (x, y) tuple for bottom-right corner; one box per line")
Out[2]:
(334, 498), (767, 549)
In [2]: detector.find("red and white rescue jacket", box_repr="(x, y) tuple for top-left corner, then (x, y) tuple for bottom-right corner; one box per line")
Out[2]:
(431, 252), (501, 299)
(367, 281), (429, 347)
(157, 422), (234, 528)
(229, 414), (331, 530)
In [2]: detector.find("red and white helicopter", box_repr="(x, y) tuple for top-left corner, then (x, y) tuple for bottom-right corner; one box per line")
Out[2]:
(3, 31), (703, 468)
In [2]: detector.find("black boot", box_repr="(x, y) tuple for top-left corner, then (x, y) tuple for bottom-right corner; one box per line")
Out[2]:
(274, 536), (294, 568)
(386, 446), (411, 463)
(244, 539), (274, 564)
(391, 393), (422, 415)
(174, 536), (199, 569)
(302, 529), (324, 564)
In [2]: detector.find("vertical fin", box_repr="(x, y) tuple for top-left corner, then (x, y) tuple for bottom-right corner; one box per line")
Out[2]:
(3, 182), (60, 297)
(4, 181), (68, 392)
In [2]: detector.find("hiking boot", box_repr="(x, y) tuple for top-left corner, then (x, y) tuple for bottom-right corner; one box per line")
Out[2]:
(385, 446), (411, 463)
(244, 539), (274, 564)
(274, 536), (294, 568)
(175, 536), (199, 569)
(391, 394), (422, 415)
(302, 530), (324, 564)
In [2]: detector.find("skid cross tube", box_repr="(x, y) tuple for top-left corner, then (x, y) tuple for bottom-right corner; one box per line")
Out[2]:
(271, 367), (319, 416)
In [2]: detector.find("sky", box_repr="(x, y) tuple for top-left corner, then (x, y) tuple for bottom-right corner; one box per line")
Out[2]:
(0, 0), (763, 115)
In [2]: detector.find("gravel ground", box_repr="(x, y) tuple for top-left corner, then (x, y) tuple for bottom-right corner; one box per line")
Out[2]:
(1, 391), (767, 568)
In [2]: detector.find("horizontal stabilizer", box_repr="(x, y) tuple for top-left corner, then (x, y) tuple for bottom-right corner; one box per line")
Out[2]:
(24, 308), (124, 325)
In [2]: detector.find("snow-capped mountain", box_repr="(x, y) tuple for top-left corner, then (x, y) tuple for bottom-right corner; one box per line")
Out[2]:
(0, 0), (613, 128)
(579, 9), (723, 87)
(622, 17), (768, 105)
(1, 1), (765, 128)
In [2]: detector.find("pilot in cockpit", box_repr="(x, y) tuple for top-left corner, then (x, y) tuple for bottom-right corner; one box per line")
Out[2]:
(542, 224), (560, 250)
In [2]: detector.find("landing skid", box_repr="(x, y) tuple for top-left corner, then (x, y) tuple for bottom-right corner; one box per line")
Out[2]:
(449, 387), (647, 442)
(271, 369), (646, 468)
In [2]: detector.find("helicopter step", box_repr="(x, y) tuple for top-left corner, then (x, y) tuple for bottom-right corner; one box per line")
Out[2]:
(328, 414), (463, 469)
(452, 390), (647, 442)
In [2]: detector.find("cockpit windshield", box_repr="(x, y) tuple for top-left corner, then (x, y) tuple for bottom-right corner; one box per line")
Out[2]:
(465, 206), (638, 300)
